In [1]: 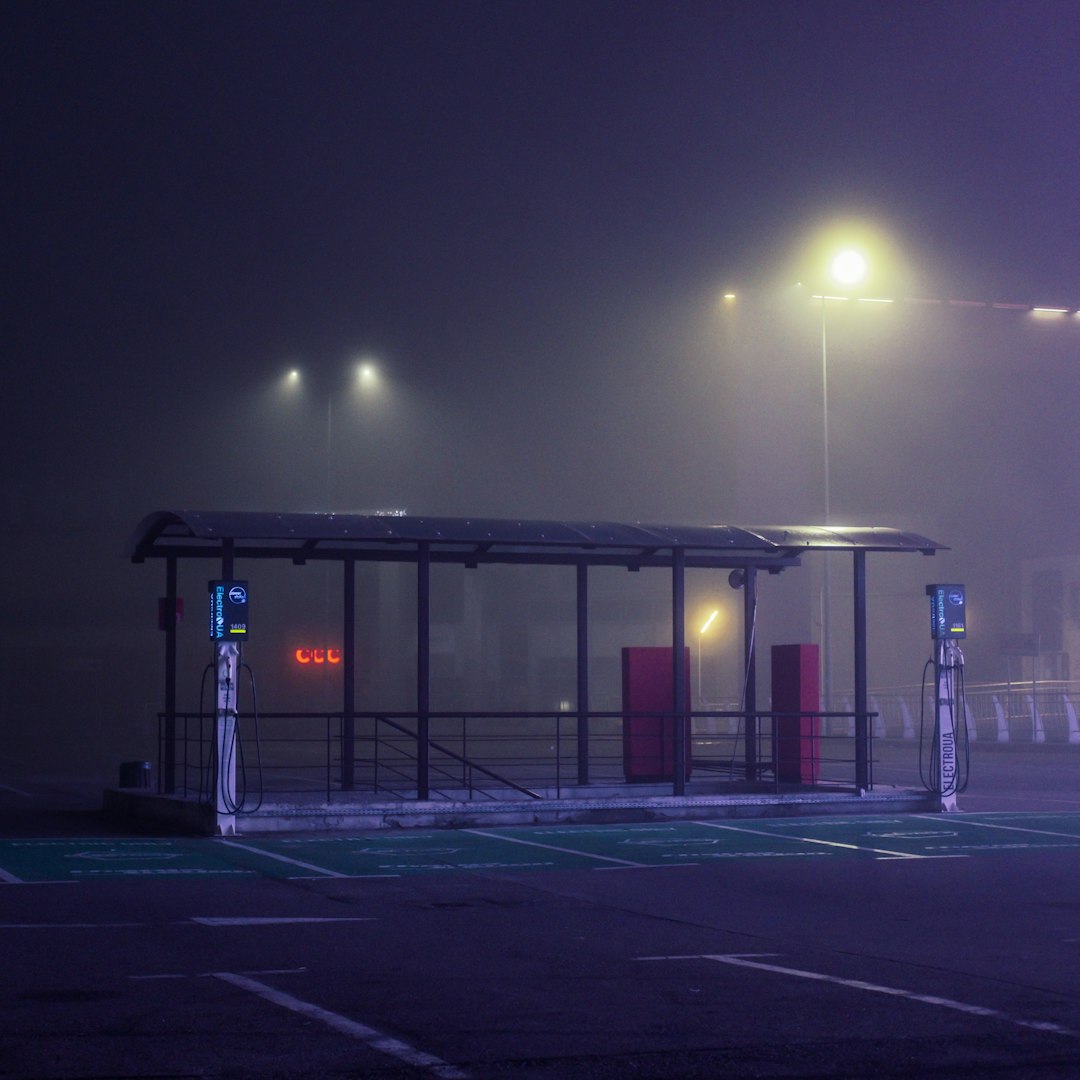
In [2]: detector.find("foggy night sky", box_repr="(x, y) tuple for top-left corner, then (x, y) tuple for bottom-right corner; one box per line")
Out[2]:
(3, 1), (1080, 770)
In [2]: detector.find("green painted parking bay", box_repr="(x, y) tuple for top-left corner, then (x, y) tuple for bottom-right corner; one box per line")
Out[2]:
(481, 821), (845, 866)
(0, 837), (264, 883)
(6, 813), (1080, 884)
(240, 830), (609, 877)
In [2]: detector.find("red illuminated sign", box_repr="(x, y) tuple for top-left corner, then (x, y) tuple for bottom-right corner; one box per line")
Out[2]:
(294, 648), (342, 665)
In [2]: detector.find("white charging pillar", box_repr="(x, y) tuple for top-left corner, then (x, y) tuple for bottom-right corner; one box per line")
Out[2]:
(214, 641), (240, 836)
(934, 639), (961, 812)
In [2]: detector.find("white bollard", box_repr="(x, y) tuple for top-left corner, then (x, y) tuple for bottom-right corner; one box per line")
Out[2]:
(992, 694), (1010, 743)
(1064, 695), (1080, 745)
(1027, 695), (1046, 744)
(901, 697), (916, 740)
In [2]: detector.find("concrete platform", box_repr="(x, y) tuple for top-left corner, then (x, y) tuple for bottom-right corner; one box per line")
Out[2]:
(103, 781), (939, 835)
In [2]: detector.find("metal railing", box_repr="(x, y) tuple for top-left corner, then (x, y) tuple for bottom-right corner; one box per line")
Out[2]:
(158, 708), (875, 803)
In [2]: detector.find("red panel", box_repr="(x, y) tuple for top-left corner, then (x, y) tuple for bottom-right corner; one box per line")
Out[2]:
(622, 647), (692, 781)
(771, 643), (820, 784)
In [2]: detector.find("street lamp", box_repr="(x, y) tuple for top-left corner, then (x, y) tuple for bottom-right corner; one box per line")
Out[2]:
(697, 608), (720, 707)
(820, 249), (867, 710)
(281, 360), (380, 510)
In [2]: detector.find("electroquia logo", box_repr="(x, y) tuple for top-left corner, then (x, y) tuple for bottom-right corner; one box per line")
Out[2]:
(211, 584), (226, 639)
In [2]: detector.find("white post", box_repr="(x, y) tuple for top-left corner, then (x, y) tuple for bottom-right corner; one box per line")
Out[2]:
(1064, 695), (1080, 744)
(901, 697), (915, 740)
(1027, 694), (1046, 744)
(992, 694), (1010, 743)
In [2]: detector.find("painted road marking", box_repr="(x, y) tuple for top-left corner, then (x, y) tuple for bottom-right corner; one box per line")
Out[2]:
(67, 849), (183, 861)
(131, 967), (308, 981)
(691, 820), (928, 859)
(216, 838), (350, 878)
(464, 828), (647, 867)
(253, 833), (571, 876)
(214, 971), (469, 1079)
(0, 922), (146, 929)
(639, 954), (1078, 1038)
(9, 813), (1080, 884)
(1, 918), (370, 929)
(192, 916), (375, 926)
(921, 815), (1080, 843)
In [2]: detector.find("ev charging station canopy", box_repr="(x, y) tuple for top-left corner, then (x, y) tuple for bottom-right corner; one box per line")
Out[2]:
(128, 510), (945, 798)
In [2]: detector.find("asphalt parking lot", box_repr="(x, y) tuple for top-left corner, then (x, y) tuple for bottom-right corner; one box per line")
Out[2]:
(3, 747), (1080, 1079)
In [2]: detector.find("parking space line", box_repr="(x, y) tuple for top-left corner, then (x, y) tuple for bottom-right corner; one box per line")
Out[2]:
(0, 865), (24, 884)
(692, 820), (925, 859)
(638, 953), (1077, 1038)
(464, 829), (648, 867)
(213, 971), (469, 1078)
(921, 816), (1080, 842)
(215, 839), (349, 878)
(192, 916), (374, 926)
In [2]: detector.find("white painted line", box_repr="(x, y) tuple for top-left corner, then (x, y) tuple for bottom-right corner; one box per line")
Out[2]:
(215, 839), (349, 878)
(0, 865), (25, 884)
(0, 921), (144, 929)
(639, 954), (1077, 1037)
(920, 815), (1080, 843)
(287, 873), (402, 880)
(0, 783), (33, 796)
(132, 967), (308, 981)
(692, 820), (925, 860)
(214, 971), (469, 1078)
(191, 916), (375, 926)
(595, 862), (700, 871)
(464, 829), (647, 867)
(0, 880), (78, 887)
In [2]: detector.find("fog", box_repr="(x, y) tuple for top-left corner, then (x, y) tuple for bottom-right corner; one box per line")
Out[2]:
(3, 3), (1078, 779)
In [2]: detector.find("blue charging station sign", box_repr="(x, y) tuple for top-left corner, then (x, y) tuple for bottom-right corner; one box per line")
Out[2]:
(209, 580), (249, 640)
(927, 583), (966, 639)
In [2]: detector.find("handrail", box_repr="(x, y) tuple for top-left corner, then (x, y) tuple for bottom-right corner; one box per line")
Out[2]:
(372, 714), (543, 799)
(160, 707), (875, 800)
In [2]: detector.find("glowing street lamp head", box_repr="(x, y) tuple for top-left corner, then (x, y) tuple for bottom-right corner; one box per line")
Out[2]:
(830, 249), (868, 286)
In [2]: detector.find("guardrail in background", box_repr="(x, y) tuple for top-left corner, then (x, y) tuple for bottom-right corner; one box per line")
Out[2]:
(843, 685), (1080, 746)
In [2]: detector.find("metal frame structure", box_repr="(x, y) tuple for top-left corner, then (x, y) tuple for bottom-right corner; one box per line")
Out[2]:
(128, 511), (944, 799)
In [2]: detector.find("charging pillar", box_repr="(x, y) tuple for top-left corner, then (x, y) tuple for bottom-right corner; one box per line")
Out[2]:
(933, 639), (962, 812)
(209, 578), (249, 836)
(213, 641), (240, 836)
(927, 584), (966, 813)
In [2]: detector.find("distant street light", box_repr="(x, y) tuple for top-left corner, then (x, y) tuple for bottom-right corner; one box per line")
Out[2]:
(819, 248), (867, 710)
(280, 359), (381, 510)
(697, 608), (720, 707)
(830, 249), (868, 287)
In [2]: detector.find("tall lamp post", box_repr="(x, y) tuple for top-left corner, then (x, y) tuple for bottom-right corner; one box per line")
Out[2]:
(697, 608), (719, 707)
(820, 248), (867, 710)
(284, 360), (379, 510)
(280, 359), (381, 788)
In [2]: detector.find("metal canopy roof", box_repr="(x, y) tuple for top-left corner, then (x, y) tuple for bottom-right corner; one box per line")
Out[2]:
(127, 510), (944, 570)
